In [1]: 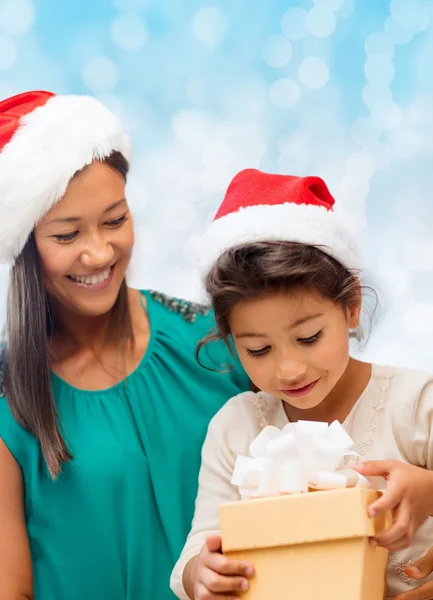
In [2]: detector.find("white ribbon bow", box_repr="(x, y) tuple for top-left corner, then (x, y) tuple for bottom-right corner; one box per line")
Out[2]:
(232, 420), (372, 499)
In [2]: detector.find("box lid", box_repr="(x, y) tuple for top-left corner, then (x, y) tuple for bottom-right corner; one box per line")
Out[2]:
(219, 487), (389, 552)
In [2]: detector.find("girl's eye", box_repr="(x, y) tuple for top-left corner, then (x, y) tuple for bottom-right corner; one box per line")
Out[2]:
(298, 330), (323, 344)
(53, 231), (78, 243)
(106, 214), (127, 227)
(246, 346), (271, 358)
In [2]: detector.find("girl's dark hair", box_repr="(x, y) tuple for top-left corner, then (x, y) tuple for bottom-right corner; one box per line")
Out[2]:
(2, 150), (131, 479)
(198, 241), (378, 359)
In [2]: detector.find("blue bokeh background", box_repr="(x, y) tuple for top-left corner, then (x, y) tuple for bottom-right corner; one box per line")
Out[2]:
(1, 0), (433, 369)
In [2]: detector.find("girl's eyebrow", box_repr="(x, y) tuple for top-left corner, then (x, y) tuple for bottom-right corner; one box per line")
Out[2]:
(235, 313), (324, 339)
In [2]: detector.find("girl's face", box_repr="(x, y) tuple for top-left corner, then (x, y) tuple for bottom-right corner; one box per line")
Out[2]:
(229, 290), (360, 411)
(34, 160), (134, 318)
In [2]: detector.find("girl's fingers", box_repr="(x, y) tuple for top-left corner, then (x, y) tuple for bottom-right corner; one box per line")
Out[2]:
(203, 550), (254, 577)
(372, 502), (412, 549)
(199, 565), (249, 595)
(195, 581), (238, 600)
(393, 580), (433, 599)
(368, 485), (402, 517)
(406, 546), (433, 579)
(380, 535), (414, 553)
(354, 460), (393, 477)
(204, 535), (223, 553)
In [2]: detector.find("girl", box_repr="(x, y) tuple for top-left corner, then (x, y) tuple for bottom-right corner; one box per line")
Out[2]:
(171, 169), (433, 600)
(0, 91), (249, 599)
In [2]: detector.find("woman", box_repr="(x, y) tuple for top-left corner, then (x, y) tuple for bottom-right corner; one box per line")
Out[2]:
(0, 90), (249, 599)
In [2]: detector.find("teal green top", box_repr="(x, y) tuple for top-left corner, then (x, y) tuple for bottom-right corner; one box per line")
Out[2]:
(0, 290), (250, 600)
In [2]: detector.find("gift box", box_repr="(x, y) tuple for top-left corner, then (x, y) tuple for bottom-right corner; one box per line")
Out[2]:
(219, 421), (390, 600)
(220, 487), (389, 600)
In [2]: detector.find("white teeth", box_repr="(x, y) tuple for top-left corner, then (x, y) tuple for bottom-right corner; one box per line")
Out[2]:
(70, 267), (111, 285)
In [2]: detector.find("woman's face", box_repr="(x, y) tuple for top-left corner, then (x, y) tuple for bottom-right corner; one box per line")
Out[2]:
(34, 160), (134, 318)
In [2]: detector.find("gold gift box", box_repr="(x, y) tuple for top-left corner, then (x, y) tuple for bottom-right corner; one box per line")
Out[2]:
(220, 487), (389, 600)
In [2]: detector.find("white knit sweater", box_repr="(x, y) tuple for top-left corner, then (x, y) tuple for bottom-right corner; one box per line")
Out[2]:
(171, 364), (433, 599)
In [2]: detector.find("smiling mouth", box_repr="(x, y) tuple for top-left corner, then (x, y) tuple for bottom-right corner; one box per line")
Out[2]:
(281, 379), (319, 399)
(67, 265), (113, 286)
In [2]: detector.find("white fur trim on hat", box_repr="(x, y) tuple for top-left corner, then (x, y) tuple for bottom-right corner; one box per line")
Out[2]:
(197, 202), (361, 277)
(0, 94), (132, 265)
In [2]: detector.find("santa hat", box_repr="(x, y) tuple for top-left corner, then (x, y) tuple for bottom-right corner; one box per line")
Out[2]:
(0, 90), (132, 265)
(197, 168), (361, 277)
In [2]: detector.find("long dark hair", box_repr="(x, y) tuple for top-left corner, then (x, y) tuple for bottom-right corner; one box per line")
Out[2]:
(198, 241), (378, 359)
(2, 151), (132, 479)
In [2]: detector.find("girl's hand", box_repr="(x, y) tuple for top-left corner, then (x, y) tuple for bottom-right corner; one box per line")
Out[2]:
(193, 535), (254, 599)
(353, 460), (433, 551)
(394, 546), (433, 599)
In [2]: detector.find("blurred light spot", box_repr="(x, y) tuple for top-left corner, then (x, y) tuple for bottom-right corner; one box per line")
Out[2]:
(200, 165), (233, 193)
(269, 78), (300, 108)
(164, 267), (203, 302)
(0, 82), (17, 99)
(402, 302), (433, 337)
(191, 6), (228, 47)
(278, 132), (309, 163)
(0, 0), (35, 35)
(345, 152), (376, 180)
(337, 199), (367, 234)
(390, 0), (430, 33)
(369, 340), (418, 368)
(339, 176), (370, 203)
(362, 83), (393, 109)
(404, 238), (433, 272)
(299, 56), (329, 89)
(166, 203), (195, 230)
(126, 179), (148, 217)
(367, 142), (391, 170)
(202, 140), (233, 168)
(408, 94), (433, 126)
(183, 234), (201, 265)
(364, 56), (395, 84)
(262, 34), (293, 68)
(377, 262), (412, 298)
(281, 8), (308, 40)
(384, 16), (413, 44)
(306, 6), (336, 38)
(336, 0), (355, 19)
(0, 36), (17, 71)
(112, 0), (149, 10)
(350, 117), (381, 147)
(312, 0), (343, 10)
(277, 155), (309, 176)
(172, 110), (210, 146)
(97, 93), (125, 120)
(389, 125), (433, 160)
(371, 101), (402, 130)
(365, 33), (395, 58)
(111, 15), (147, 51)
(83, 57), (119, 92)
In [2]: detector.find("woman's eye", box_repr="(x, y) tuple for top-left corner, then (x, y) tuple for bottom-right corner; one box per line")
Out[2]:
(246, 346), (271, 358)
(53, 231), (78, 243)
(106, 214), (127, 227)
(298, 331), (323, 345)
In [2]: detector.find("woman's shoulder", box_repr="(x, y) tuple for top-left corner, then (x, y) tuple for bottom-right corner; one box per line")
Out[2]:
(0, 352), (39, 465)
(145, 289), (211, 325)
(142, 288), (250, 388)
(0, 354), (4, 398)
